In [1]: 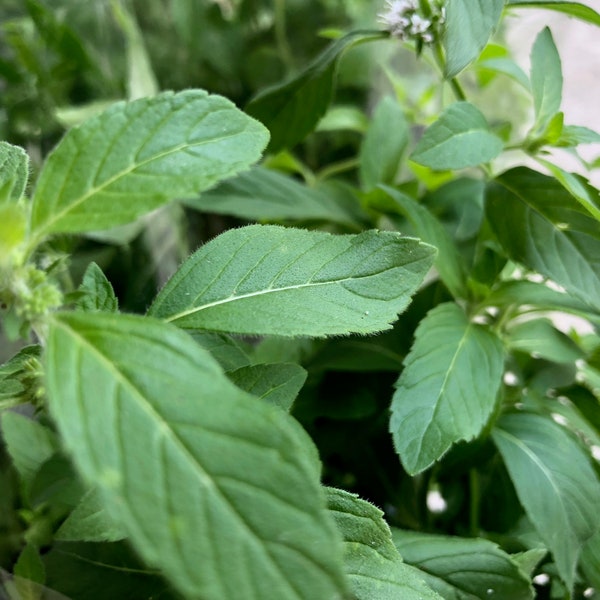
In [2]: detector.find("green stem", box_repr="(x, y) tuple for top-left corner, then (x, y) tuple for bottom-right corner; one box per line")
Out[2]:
(469, 468), (480, 536)
(432, 42), (466, 101)
(273, 0), (294, 71)
(317, 157), (360, 181)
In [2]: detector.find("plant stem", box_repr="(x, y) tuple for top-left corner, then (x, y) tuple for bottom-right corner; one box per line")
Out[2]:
(274, 0), (294, 71)
(317, 157), (360, 181)
(469, 468), (480, 535)
(432, 42), (466, 101)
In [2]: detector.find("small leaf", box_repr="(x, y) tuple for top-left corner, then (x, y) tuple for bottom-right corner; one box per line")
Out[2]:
(530, 28), (563, 133)
(148, 225), (435, 337)
(30, 90), (269, 237)
(55, 489), (127, 543)
(556, 124), (600, 147)
(0, 413), (58, 489)
(485, 167), (600, 308)
(246, 30), (386, 153)
(506, 318), (584, 363)
(326, 487), (443, 600)
(391, 530), (534, 600)
(227, 363), (307, 411)
(443, 0), (505, 78)
(476, 57), (531, 90)
(0, 141), (29, 202)
(390, 303), (504, 475)
(378, 185), (468, 298)
(411, 102), (503, 170)
(45, 312), (348, 599)
(507, 1), (600, 27)
(14, 543), (46, 600)
(76, 262), (118, 313)
(184, 166), (360, 227)
(492, 412), (600, 590)
(359, 96), (408, 191)
(190, 332), (251, 371)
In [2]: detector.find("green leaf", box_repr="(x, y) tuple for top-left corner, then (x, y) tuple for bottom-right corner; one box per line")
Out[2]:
(148, 224), (435, 337)
(581, 529), (600, 588)
(0, 141), (29, 203)
(55, 489), (127, 543)
(326, 487), (443, 600)
(535, 159), (600, 221)
(184, 166), (360, 227)
(227, 363), (307, 411)
(492, 412), (600, 590)
(485, 167), (600, 308)
(246, 30), (386, 153)
(507, 1), (600, 27)
(442, 0), (505, 78)
(390, 302), (504, 475)
(0, 413), (58, 489)
(530, 28), (562, 133)
(45, 312), (348, 599)
(391, 530), (534, 600)
(13, 542), (46, 600)
(480, 280), (600, 323)
(378, 186), (468, 298)
(76, 262), (118, 313)
(476, 57), (531, 90)
(556, 124), (600, 147)
(506, 318), (584, 363)
(411, 102), (503, 170)
(190, 332), (251, 371)
(359, 97), (408, 191)
(0, 346), (42, 407)
(30, 90), (269, 237)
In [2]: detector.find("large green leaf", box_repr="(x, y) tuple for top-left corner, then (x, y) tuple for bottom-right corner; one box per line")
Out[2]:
(530, 27), (562, 133)
(581, 530), (600, 588)
(443, 0), (505, 78)
(359, 96), (408, 191)
(326, 488), (443, 600)
(485, 167), (600, 309)
(184, 166), (360, 227)
(45, 312), (348, 599)
(246, 30), (386, 153)
(148, 225), (435, 337)
(378, 186), (468, 298)
(390, 302), (504, 475)
(507, 1), (600, 27)
(0, 141), (29, 203)
(492, 412), (600, 590)
(391, 530), (534, 599)
(30, 90), (269, 238)
(410, 102), (503, 170)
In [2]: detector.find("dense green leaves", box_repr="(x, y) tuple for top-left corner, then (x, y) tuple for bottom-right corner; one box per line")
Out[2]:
(390, 303), (504, 475)
(326, 488), (442, 600)
(411, 102), (503, 170)
(246, 30), (385, 152)
(391, 530), (534, 599)
(45, 312), (348, 599)
(492, 412), (600, 589)
(30, 90), (269, 237)
(486, 167), (600, 309)
(443, 0), (505, 78)
(149, 225), (435, 337)
(530, 28), (562, 133)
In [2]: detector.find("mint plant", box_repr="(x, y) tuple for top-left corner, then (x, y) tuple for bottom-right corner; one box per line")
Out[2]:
(1, 1), (600, 599)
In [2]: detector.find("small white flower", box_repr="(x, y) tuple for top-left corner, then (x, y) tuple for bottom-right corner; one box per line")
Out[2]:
(409, 14), (432, 35)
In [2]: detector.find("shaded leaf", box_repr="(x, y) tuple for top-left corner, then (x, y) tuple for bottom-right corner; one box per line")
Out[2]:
(492, 412), (600, 590)
(227, 363), (307, 411)
(30, 90), (269, 237)
(390, 303), (504, 475)
(485, 167), (600, 308)
(184, 166), (360, 227)
(411, 102), (503, 170)
(246, 30), (386, 153)
(391, 530), (534, 600)
(359, 97), (408, 191)
(190, 332), (251, 371)
(443, 0), (505, 78)
(581, 529), (600, 588)
(148, 224), (435, 337)
(326, 487), (443, 600)
(45, 312), (348, 599)
(76, 262), (118, 313)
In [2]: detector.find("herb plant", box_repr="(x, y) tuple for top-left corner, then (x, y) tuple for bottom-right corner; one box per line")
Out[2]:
(1, 1), (600, 599)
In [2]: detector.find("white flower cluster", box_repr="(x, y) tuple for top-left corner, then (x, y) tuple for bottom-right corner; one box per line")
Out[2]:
(378, 0), (445, 44)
